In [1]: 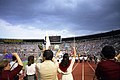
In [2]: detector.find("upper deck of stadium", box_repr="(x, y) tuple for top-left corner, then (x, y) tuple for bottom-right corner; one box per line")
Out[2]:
(0, 29), (120, 43)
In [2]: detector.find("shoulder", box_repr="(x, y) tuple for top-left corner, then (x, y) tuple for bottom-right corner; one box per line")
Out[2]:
(32, 63), (37, 68)
(18, 64), (23, 68)
(10, 61), (15, 64)
(36, 63), (42, 68)
(97, 60), (105, 64)
(32, 63), (36, 66)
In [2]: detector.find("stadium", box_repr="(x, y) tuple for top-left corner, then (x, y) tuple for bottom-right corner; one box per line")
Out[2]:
(0, 29), (120, 80)
(1, 0), (120, 79)
(0, 29), (120, 56)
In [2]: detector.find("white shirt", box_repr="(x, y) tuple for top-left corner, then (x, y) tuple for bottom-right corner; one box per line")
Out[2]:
(10, 61), (18, 70)
(84, 56), (88, 60)
(58, 57), (75, 80)
(10, 61), (23, 74)
(79, 56), (83, 60)
(84, 56), (87, 60)
(75, 57), (78, 60)
(25, 63), (36, 75)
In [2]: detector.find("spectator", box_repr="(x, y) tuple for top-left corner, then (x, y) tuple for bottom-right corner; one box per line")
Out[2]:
(24, 55), (37, 80)
(58, 47), (76, 80)
(79, 55), (83, 63)
(93, 55), (97, 64)
(10, 56), (23, 80)
(0, 53), (23, 80)
(75, 55), (78, 63)
(36, 50), (59, 80)
(84, 55), (88, 62)
(94, 45), (120, 80)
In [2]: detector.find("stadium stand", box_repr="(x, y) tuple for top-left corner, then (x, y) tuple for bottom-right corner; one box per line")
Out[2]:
(0, 29), (120, 62)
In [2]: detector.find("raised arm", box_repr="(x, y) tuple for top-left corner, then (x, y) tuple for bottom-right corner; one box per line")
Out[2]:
(115, 53), (120, 61)
(12, 53), (23, 66)
(73, 47), (76, 58)
(55, 49), (61, 57)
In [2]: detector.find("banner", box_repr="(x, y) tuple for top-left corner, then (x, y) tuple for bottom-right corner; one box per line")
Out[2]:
(45, 32), (51, 50)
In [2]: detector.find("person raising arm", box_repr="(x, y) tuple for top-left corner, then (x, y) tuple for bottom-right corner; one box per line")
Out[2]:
(0, 53), (23, 80)
(12, 53), (23, 67)
(58, 47), (76, 80)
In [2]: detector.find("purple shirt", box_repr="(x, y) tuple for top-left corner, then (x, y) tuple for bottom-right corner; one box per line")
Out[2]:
(3, 53), (12, 59)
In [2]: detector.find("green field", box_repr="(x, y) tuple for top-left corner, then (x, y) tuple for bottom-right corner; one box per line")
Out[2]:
(23, 61), (27, 69)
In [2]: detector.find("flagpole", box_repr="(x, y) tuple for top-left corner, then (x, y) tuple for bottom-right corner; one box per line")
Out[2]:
(74, 36), (76, 56)
(74, 36), (75, 47)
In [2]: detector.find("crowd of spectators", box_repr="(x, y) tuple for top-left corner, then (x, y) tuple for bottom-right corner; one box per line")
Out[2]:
(0, 33), (120, 63)
(0, 31), (120, 80)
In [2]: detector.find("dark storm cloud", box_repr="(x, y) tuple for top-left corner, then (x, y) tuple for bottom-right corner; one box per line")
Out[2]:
(0, 0), (120, 32)
(64, 0), (120, 31)
(0, 0), (44, 21)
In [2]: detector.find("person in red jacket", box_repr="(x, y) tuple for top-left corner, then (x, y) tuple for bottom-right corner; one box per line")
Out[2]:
(94, 45), (120, 80)
(0, 53), (23, 80)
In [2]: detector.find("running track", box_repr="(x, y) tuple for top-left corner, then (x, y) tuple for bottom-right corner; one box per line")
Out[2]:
(58, 61), (97, 80)
(19, 61), (97, 80)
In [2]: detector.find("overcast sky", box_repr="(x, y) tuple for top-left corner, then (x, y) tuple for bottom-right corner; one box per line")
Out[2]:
(0, 0), (120, 39)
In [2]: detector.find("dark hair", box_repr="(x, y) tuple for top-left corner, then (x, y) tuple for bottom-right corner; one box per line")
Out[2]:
(60, 53), (70, 67)
(12, 56), (16, 61)
(0, 60), (9, 71)
(43, 50), (53, 60)
(101, 45), (116, 59)
(27, 55), (34, 66)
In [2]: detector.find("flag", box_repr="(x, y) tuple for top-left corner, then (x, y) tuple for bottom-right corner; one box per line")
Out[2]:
(72, 51), (74, 55)
(71, 47), (76, 56)
(46, 32), (51, 50)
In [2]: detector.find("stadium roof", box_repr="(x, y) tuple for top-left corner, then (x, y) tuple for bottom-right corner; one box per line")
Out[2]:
(0, 29), (120, 43)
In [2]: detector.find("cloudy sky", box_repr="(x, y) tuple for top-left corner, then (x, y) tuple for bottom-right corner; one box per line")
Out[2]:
(0, 0), (120, 39)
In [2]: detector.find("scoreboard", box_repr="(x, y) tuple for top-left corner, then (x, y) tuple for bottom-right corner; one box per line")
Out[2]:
(45, 36), (61, 43)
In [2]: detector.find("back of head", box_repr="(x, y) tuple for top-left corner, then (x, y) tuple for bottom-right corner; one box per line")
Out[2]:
(12, 56), (16, 61)
(63, 53), (69, 60)
(101, 45), (116, 59)
(28, 55), (34, 66)
(0, 60), (9, 71)
(60, 53), (70, 67)
(43, 50), (53, 60)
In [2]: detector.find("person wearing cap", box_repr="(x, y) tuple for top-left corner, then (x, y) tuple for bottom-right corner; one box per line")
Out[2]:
(94, 45), (120, 80)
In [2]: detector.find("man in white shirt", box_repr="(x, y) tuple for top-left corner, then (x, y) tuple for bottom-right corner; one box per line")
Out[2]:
(84, 55), (88, 62)
(79, 55), (83, 63)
